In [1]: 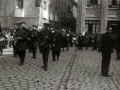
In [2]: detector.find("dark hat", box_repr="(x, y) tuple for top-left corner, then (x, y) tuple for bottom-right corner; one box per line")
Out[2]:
(43, 23), (51, 27)
(32, 25), (38, 28)
(14, 23), (19, 27)
(19, 21), (26, 25)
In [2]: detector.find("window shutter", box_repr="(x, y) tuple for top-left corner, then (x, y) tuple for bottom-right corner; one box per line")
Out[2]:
(94, 0), (98, 4)
(112, 0), (116, 5)
(35, 0), (41, 7)
(21, 0), (23, 8)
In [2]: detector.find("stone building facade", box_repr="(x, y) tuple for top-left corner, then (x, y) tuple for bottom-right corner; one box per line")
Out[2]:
(0, 0), (77, 31)
(76, 0), (120, 35)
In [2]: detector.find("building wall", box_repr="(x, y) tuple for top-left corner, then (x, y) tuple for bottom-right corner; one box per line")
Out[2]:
(0, 0), (76, 29)
(77, 0), (120, 34)
(0, 0), (15, 28)
(14, 0), (40, 28)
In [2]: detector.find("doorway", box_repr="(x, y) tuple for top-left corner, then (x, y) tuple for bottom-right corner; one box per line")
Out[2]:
(107, 21), (120, 35)
(88, 24), (92, 34)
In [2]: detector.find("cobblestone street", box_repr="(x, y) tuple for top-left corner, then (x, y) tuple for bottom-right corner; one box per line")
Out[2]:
(0, 47), (120, 90)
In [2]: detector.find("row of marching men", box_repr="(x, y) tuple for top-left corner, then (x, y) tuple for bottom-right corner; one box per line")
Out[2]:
(12, 21), (71, 71)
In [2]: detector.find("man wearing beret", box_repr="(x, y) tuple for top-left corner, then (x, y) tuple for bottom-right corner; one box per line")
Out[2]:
(30, 25), (38, 59)
(12, 23), (20, 58)
(38, 23), (52, 71)
(16, 22), (29, 65)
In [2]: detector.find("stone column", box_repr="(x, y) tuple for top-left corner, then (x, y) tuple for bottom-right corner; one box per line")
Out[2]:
(76, 0), (86, 34)
(100, 0), (108, 33)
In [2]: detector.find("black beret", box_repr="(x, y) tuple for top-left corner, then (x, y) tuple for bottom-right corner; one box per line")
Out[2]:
(14, 23), (19, 27)
(43, 23), (51, 26)
(32, 25), (38, 28)
(19, 21), (26, 25)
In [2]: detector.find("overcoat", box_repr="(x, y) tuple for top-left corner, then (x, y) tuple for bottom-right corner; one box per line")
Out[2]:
(16, 27), (29, 51)
(101, 32), (114, 53)
(30, 30), (38, 48)
(38, 29), (52, 52)
(51, 30), (61, 51)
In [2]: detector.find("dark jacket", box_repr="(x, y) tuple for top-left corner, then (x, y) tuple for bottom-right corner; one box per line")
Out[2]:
(51, 30), (61, 51)
(101, 32), (114, 53)
(16, 27), (29, 51)
(78, 35), (84, 44)
(30, 29), (38, 48)
(38, 29), (52, 52)
(115, 35), (120, 51)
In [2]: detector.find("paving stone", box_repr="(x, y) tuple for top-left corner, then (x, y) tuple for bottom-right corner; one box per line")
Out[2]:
(1, 47), (120, 90)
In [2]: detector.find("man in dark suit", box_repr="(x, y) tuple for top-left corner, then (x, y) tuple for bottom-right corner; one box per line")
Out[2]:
(38, 23), (52, 71)
(16, 22), (29, 65)
(101, 28), (114, 77)
(30, 25), (38, 59)
(13, 23), (20, 58)
(51, 28), (61, 62)
(78, 33), (84, 50)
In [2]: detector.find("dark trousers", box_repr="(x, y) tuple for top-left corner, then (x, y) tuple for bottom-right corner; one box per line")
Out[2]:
(0, 46), (3, 55)
(42, 52), (49, 68)
(85, 43), (88, 50)
(79, 43), (83, 50)
(93, 43), (97, 50)
(17, 50), (26, 64)
(13, 46), (17, 57)
(52, 50), (60, 61)
(32, 48), (37, 58)
(66, 41), (69, 50)
(116, 50), (120, 59)
(29, 46), (32, 53)
(101, 52), (111, 76)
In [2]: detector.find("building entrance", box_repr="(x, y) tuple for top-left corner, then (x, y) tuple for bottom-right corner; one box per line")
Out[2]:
(107, 21), (120, 35)
(85, 20), (100, 34)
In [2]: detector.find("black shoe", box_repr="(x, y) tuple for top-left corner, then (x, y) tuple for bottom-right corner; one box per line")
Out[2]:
(13, 56), (17, 58)
(19, 63), (23, 65)
(52, 60), (55, 62)
(44, 67), (48, 71)
(102, 75), (110, 77)
(32, 57), (36, 59)
(41, 66), (45, 68)
(57, 56), (59, 60)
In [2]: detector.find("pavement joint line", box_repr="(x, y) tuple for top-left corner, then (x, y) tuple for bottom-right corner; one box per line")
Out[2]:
(57, 48), (77, 90)
(111, 77), (120, 90)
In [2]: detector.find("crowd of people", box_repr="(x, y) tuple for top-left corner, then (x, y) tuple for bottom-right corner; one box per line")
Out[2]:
(0, 22), (120, 77)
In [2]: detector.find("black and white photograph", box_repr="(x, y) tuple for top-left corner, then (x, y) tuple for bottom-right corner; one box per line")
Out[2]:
(0, 0), (120, 90)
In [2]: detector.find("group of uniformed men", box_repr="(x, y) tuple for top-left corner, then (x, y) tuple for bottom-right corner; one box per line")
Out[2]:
(12, 22), (70, 71)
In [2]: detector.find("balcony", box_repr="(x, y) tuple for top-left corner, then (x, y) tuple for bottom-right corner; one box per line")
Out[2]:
(14, 9), (24, 17)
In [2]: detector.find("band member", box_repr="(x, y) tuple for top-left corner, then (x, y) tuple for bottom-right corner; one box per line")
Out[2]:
(30, 25), (38, 59)
(16, 22), (29, 65)
(38, 23), (52, 71)
(101, 28), (114, 77)
(0, 32), (6, 56)
(78, 33), (84, 50)
(51, 28), (61, 62)
(12, 23), (20, 58)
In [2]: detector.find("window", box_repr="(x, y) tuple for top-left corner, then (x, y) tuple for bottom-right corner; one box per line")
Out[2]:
(87, 0), (101, 8)
(44, 1), (47, 10)
(50, 5), (52, 12)
(85, 20), (100, 34)
(55, 7), (57, 14)
(16, 0), (23, 9)
(35, 0), (41, 7)
(61, 11), (63, 19)
(109, 0), (120, 8)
